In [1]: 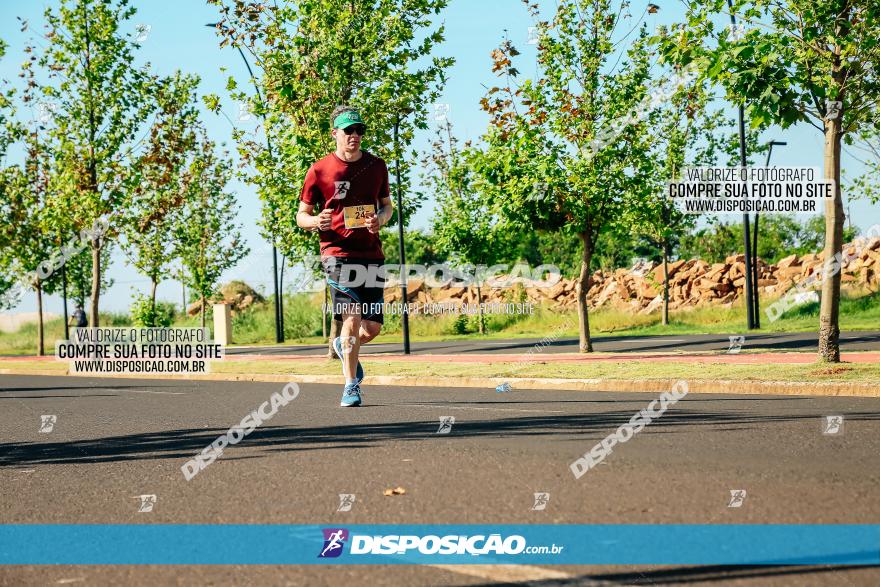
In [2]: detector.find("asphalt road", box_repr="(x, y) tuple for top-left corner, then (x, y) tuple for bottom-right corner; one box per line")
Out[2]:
(226, 331), (880, 356)
(2, 374), (879, 586)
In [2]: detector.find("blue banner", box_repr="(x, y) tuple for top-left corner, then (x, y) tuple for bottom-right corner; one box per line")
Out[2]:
(1, 524), (878, 565)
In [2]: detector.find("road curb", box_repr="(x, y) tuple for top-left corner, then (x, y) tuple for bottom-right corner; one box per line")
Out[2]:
(1, 368), (877, 397)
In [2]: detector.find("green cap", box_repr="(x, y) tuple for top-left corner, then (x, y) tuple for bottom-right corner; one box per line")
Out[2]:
(333, 110), (364, 129)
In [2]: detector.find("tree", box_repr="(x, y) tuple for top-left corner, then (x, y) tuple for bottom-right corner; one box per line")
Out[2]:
(35, 0), (157, 327)
(209, 0), (452, 232)
(0, 129), (62, 355)
(207, 0), (453, 346)
(655, 0), (880, 361)
(173, 134), (249, 328)
(122, 72), (200, 325)
(473, 3), (659, 352)
(426, 121), (517, 334)
(627, 74), (729, 324)
(63, 245), (113, 309)
(0, 38), (22, 312)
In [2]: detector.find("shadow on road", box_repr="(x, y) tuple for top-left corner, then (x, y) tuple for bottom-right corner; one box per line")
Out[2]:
(466, 563), (880, 585)
(3, 407), (879, 468)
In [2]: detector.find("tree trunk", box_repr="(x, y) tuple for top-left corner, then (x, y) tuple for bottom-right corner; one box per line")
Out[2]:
(278, 256), (285, 338)
(85, 7), (100, 329)
(476, 283), (485, 334)
(89, 243), (101, 328)
(200, 295), (206, 328)
(818, 112), (844, 362)
(576, 231), (593, 353)
(150, 278), (158, 325)
(662, 242), (670, 326)
(36, 281), (45, 357)
(322, 282), (328, 340)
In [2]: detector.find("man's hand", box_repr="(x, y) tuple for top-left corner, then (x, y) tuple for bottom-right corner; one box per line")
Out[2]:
(316, 208), (333, 231)
(365, 211), (381, 234)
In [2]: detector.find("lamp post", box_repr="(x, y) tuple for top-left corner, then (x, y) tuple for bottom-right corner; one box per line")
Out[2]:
(752, 140), (787, 328)
(205, 23), (284, 342)
(61, 265), (69, 340)
(726, 0), (755, 330)
(393, 113), (411, 354)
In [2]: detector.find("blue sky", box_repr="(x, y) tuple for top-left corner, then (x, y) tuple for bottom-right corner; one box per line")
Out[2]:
(1, 0), (878, 314)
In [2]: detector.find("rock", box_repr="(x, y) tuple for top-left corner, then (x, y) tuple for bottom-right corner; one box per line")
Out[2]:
(219, 280), (265, 313)
(415, 236), (878, 314)
(547, 281), (567, 299)
(777, 254), (799, 269)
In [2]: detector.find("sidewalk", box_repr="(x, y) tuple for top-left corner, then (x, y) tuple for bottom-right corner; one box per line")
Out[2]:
(220, 350), (880, 365)
(2, 351), (878, 397)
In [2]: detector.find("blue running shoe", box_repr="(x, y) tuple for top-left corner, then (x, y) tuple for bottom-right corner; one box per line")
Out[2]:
(333, 336), (364, 383)
(340, 384), (362, 407)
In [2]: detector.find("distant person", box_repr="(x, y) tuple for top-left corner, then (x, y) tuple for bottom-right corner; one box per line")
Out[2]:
(296, 106), (393, 408)
(69, 304), (87, 330)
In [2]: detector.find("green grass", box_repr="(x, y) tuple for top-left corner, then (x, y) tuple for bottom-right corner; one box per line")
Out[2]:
(2, 288), (879, 354)
(209, 358), (880, 383)
(365, 288), (880, 344)
(4, 355), (877, 384)
(0, 312), (130, 355)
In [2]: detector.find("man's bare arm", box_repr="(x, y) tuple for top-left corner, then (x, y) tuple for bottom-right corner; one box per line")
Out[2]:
(297, 201), (332, 232)
(376, 196), (394, 226)
(296, 201), (317, 230)
(365, 196), (394, 234)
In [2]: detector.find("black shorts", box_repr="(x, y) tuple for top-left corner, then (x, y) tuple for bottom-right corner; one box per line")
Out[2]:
(322, 256), (385, 324)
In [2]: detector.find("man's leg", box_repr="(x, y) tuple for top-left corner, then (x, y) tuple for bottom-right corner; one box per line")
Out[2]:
(323, 256), (364, 387)
(340, 309), (362, 382)
(357, 264), (385, 348)
(358, 319), (382, 344)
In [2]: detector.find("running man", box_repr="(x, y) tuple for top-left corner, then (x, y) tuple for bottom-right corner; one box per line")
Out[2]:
(296, 106), (393, 407)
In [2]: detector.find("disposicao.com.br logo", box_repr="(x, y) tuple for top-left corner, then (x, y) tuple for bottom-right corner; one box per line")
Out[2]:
(318, 528), (349, 558)
(317, 528), (564, 558)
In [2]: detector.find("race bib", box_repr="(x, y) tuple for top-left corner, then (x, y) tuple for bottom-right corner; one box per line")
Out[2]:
(343, 204), (375, 229)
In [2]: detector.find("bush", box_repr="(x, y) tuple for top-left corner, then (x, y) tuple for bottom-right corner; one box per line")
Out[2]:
(449, 313), (471, 335)
(230, 293), (323, 343)
(130, 294), (176, 327)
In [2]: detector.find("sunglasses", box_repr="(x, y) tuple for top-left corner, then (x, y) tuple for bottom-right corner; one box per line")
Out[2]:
(342, 124), (366, 136)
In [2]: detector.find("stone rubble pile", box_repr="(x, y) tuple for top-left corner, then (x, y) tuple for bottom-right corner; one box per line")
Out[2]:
(383, 237), (880, 314)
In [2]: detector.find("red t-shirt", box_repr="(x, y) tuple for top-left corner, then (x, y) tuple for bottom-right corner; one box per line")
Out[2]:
(300, 151), (389, 259)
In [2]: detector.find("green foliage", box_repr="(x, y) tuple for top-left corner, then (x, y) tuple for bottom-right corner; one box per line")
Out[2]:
(380, 228), (444, 266)
(173, 132), (249, 324)
(845, 141), (880, 205)
(64, 246), (114, 307)
(469, 2), (675, 349)
(230, 293), (323, 343)
(678, 216), (860, 264)
(29, 0), (183, 325)
(653, 0), (880, 135)
(512, 228), (653, 277)
(207, 0), (453, 265)
(0, 126), (64, 353)
(653, 0), (880, 359)
(450, 313), (469, 335)
(122, 72), (201, 294)
(426, 121), (518, 270)
(0, 130), (60, 294)
(129, 293), (176, 327)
